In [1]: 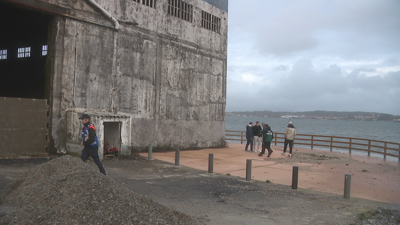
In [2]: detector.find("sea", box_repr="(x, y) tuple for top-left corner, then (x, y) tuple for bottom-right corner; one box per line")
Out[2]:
(225, 116), (400, 161)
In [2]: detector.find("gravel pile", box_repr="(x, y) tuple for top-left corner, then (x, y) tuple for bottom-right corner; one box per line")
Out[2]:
(0, 156), (197, 225)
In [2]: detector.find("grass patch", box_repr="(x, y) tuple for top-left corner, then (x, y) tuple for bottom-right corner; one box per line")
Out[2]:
(358, 212), (368, 221)
(266, 180), (272, 183)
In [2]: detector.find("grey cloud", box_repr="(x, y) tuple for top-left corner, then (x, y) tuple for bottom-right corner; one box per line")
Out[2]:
(273, 65), (288, 71)
(226, 59), (400, 114)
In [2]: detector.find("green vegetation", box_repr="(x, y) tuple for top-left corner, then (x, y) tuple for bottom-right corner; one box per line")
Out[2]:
(227, 110), (399, 121)
(354, 208), (399, 224)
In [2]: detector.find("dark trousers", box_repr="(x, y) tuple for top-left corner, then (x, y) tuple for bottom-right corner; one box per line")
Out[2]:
(283, 139), (294, 154)
(245, 138), (253, 151)
(262, 141), (272, 155)
(81, 146), (106, 175)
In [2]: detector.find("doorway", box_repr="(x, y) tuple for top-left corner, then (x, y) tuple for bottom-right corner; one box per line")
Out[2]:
(103, 122), (122, 159)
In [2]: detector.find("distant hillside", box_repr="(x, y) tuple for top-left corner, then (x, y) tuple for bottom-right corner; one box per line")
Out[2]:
(226, 110), (400, 121)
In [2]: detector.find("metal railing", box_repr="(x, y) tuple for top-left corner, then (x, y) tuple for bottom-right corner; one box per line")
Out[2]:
(225, 130), (400, 161)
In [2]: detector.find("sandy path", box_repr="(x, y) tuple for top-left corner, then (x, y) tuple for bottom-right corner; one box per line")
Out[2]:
(140, 143), (400, 204)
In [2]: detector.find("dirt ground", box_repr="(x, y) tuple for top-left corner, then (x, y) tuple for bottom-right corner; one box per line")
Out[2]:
(1, 151), (399, 225)
(146, 143), (400, 204)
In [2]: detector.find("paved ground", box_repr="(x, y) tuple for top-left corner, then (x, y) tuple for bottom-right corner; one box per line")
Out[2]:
(1, 148), (399, 225)
(142, 143), (400, 204)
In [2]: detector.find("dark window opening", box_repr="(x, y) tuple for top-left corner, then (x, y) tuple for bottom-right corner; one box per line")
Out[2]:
(201, 10), (221, 34)
(0, 3), (52, 99)
(17, 47), (31, 58)
(167, 0), (193, 23)
(42, 45), (48, 56)
(103, 122), (122, 159)
(0, 49), (7, 60)
(133, 0), (156, 8)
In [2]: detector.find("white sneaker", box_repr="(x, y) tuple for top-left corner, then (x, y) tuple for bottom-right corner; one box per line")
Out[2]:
(281, 152), (286, 155)
(289, 154), (292, 157)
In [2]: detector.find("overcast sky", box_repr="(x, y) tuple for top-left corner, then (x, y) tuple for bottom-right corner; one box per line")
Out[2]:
(226, 0), (400, 115)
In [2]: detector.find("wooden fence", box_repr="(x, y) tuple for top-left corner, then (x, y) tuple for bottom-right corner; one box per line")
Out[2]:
(225, 130), (400, 161)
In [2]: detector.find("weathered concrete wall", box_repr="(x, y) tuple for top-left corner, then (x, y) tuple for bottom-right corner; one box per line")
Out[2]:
(12, 0), (227, 153)
(0, 97), (49, 155)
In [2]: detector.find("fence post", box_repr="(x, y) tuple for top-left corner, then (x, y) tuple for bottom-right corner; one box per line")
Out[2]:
(241, 131), (244, 144)
(368, 140), (371, 157)
(311, 136), (314, 149)
(246, 159), (252, 181)
(398, 145), (400, 163)
(274, 133), (277, 146)
(208, 153), (214, 173)
(148, 144), (153, 160)
(344, 174), (351, 199)
(175, 147), (180, 166)
(330, 137), (333, 152)
(292, 166), (299, 189)
(349, 138), (352, 155)
(384, 143), (387, 160)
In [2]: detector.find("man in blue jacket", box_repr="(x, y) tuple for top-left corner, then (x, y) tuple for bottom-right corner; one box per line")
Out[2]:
(80, 114), (106, 175)
(245, 122), (254, 152)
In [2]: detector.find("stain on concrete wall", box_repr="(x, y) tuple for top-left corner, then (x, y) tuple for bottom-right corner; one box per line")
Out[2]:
(0, 97), (49, 155)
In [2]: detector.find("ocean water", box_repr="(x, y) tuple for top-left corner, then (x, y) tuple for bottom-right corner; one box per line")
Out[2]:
(225, 116), (400, 160)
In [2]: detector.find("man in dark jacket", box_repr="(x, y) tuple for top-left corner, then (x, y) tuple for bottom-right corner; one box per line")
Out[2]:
(259, 124), (274, 157)
(245, 122), (254, 152)
(80, 114), (106, 175)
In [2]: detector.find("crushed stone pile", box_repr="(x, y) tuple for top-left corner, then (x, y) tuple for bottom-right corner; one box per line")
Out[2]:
(0, 156), (197, 225)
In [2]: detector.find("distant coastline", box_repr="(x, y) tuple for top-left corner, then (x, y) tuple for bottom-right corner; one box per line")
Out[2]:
(226, 110), (400, 122)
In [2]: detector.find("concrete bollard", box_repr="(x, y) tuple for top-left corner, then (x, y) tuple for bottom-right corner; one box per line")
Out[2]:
(246, 159), (252, 181)
(292, 166), (299, 189)
(344, 174), (351, 199)
(148, 144), (152, 160)
(175, 147), (180, 166)
(208, 153), (214, 173)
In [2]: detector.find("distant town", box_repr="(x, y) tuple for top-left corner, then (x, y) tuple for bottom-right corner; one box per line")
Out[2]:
(226, 110), (400, 122)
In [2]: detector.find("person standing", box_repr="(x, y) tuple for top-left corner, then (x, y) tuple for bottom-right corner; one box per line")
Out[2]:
(79, 114), (106, 175)
(245, 122), (254, 152)
(282, 121), (297, 157)
(259, 123), (274, 157)
(252, 121), (262, 152)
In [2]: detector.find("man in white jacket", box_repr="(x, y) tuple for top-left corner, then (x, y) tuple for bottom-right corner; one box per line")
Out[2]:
(282, 121), (297, 157)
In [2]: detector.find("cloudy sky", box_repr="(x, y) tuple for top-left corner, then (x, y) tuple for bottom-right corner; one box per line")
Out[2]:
(226, 0), (400, 115)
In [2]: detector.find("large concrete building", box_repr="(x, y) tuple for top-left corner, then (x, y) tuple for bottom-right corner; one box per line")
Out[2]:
(0, 0), (228, 158)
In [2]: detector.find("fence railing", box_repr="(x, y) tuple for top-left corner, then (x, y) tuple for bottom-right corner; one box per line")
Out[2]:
(225, 130), (400, 161)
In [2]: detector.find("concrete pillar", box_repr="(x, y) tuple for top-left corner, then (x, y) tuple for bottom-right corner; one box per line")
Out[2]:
(292, 166), (299, 189)
(208, 153), (214, 173)
(246, 159), (252, 181)
(148, 144), (152, 160)
(344, 174), (351, 199)
(175, 147), (180, 166)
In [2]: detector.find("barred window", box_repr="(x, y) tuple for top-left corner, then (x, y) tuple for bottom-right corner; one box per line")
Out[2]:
(0, 49), (7, 60)
(17, 47), (31, 58)
(201, 11), (221, 33)
(42, 45), (48, 56)
(167, 0), (193, 23)
(133, 0), (156, 8)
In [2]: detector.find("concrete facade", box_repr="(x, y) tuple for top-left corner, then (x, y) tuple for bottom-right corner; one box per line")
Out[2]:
(2, 0), (228, 156)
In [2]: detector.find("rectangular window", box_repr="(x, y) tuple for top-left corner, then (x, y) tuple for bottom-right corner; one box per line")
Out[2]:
(133, 0), (156, 8)
(0, 49), (7, 60)
(167, 0), (193, 23)
(201, 11), (221, 34)
(42, 45), (48, 56)
(17, 47), (31, 58)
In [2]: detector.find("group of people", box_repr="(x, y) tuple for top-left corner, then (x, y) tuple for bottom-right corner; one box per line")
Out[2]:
(245, 121), (297, 158)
